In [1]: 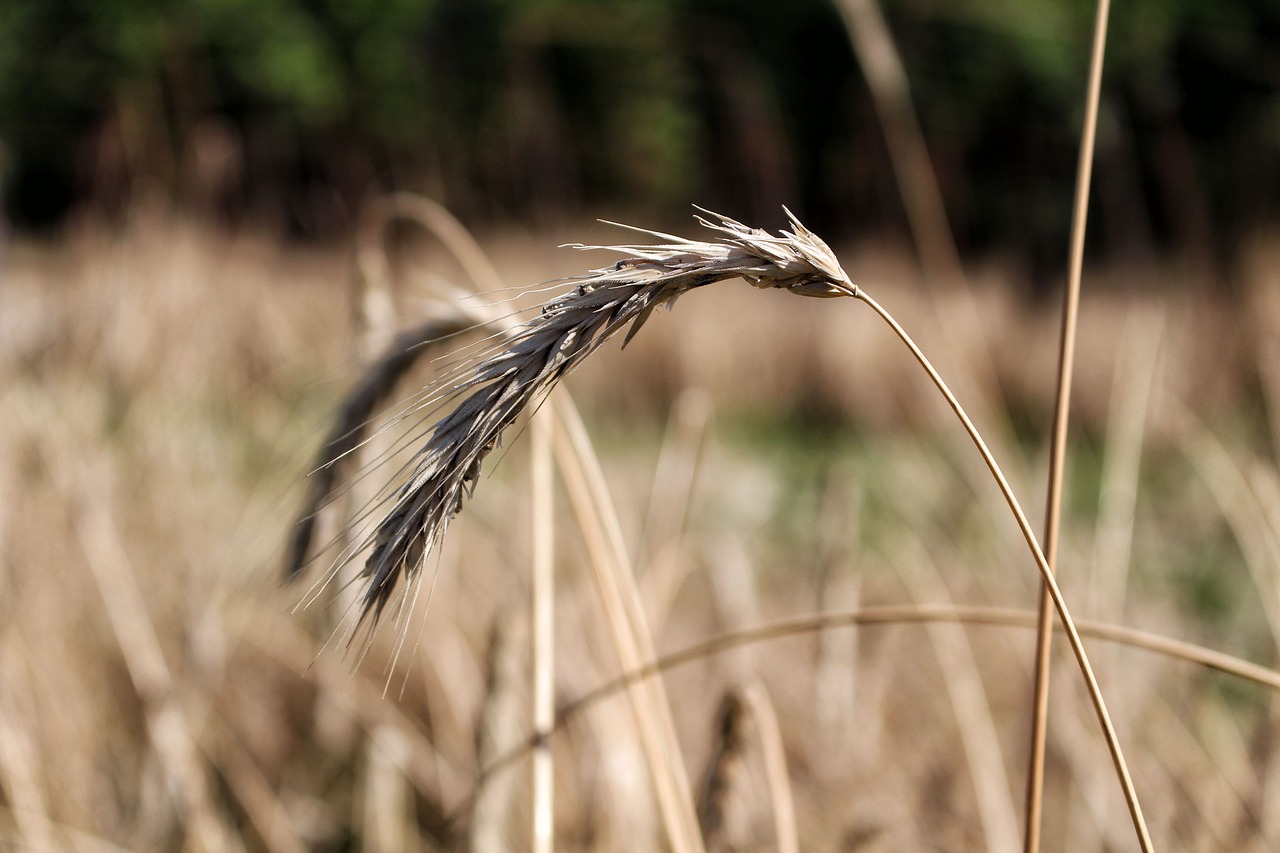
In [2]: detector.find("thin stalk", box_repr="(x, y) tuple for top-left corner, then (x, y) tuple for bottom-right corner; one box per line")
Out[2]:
(530, 413), (555, 853)
(465, 601), (1280, 828)
(854, 290), (1153, 852)
(1026, 3), (1112, 850)
(562, 605), (1280, 713)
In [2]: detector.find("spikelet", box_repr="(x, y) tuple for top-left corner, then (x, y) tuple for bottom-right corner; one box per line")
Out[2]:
(351, 209), (855, 625)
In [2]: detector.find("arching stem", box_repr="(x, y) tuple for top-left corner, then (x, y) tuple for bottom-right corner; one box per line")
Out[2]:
(853, 289), (1154, 852)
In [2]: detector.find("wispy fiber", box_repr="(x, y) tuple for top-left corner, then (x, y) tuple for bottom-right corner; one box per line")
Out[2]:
(354, 209), (856, 625)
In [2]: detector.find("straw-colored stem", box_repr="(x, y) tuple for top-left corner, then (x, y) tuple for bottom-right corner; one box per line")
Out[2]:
(854, 290), (1153, 852)
(465, 600), (1280, 825)
(530, 413), (555, 853)
(1025, 2), (1112, 850)
(564, 605), (1280, 712)
(551, 397), (705, 853)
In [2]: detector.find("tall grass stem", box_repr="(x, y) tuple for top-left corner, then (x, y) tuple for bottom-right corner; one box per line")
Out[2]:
(1025, 3), (1112, 849)
(530, 413), (556, 853)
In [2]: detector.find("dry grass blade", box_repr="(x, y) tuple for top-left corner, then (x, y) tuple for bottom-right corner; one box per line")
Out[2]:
(1067, 313), (1161, 852)
(357, 192), (507, 299)
(639, 389), (712, 633)
(1089, 311), (1163, 620)
(530, 413), (556, 853)
(1170, 405), (1280, 652)
(364, 726), (413, 852)
(204, 720), (309, 853)
(833, 0), (959, 287)
(353, 209), (855, 626)
(238, 614), (462, 838)
(835, 0), (1009, 438)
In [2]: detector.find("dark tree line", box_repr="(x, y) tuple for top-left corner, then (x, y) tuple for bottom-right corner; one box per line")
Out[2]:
(2, 0), (1277, 270)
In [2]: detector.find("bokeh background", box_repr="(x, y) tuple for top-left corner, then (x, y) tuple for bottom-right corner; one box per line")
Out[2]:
(3, 1), (1280, 850)
(5, 0), (1279, 268)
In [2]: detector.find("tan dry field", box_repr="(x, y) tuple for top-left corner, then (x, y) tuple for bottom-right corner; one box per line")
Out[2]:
(3, 214), (1280, 851)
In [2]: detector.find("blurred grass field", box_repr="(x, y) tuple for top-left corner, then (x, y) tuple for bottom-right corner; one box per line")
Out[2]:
(3, 213), (1280, 850)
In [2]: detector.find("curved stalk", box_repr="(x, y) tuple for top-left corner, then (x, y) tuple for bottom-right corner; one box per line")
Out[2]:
(560, 605), (1280, 713)
(854, 290), (1154, 852)
(464, 600), (1277, 833)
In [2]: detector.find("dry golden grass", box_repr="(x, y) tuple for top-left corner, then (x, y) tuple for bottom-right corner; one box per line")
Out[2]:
(2, 215), (1280, 850)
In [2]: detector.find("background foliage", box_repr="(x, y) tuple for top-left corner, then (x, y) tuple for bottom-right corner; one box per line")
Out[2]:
(2, 0), (1278, 269)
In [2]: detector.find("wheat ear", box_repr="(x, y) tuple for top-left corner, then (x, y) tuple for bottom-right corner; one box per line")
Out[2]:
(355, 209), (854, 625)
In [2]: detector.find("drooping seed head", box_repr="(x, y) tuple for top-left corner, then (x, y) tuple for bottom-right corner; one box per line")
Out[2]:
(322, 208), (855, 628)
